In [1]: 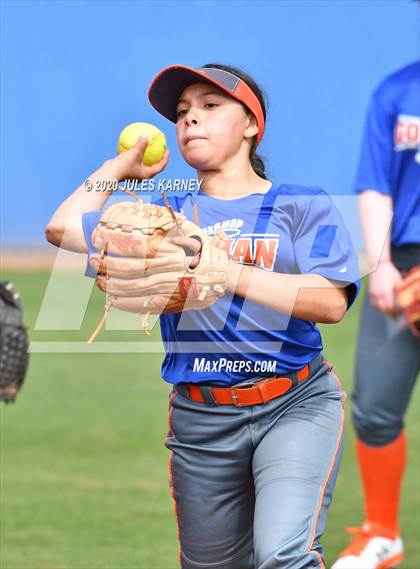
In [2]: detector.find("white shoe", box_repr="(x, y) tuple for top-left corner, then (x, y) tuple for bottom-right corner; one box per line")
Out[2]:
(331, 522), (404, 569)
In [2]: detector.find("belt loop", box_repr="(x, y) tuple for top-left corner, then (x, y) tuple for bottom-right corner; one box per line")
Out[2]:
(288, 353), (323, 384)
(320, 354), (333, 373)
(309, 352), (323, 374)
(199, 385), (218, 406)
(288, 364), (307, 384)
(175, 383), (189, 398)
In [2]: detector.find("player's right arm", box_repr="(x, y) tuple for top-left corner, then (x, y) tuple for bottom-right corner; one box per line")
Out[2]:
(45, 159), (125, 253)
(45, 137), (169, 252)
(359, 190), (402, 317)
(354, 81), (402, 317)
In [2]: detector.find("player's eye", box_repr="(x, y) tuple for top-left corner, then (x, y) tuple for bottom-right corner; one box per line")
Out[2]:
(176, 103), (218, 119)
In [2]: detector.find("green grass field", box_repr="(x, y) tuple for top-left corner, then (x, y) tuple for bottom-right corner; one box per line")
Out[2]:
(1, 271), (418, 569)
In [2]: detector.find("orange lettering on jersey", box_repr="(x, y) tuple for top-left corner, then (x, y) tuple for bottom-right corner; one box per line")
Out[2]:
(394, 115), (420, 149)
(231, 238), (253, 263)
(254, 239), (279, 270)
(395, 121), (405, 146)
(408, 123), (419, 142)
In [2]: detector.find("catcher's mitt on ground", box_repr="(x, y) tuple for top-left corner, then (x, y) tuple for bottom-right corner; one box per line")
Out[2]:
(87, 193), (229, 342)
(395, 265), (420, 338)
(0, 281), (30, 403)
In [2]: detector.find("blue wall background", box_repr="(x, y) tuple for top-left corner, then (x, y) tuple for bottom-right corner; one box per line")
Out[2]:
(1, 0), (419, 246)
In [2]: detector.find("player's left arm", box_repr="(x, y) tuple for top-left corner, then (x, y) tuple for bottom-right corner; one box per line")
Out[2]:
(225, 266), (349, 323)
(170, 232), (349, 322)
(170, 233), (348, 322)
(171, 241), (353, 324)
(172, 189), (359, 324)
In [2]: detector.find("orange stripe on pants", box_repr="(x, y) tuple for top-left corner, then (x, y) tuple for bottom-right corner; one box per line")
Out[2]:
(307, 366), (346, 568)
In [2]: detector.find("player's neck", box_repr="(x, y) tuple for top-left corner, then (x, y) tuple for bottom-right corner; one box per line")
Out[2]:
(197, 164), (271, 200)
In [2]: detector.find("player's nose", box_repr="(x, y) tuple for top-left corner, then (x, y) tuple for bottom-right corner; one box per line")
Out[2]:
(184, 109), (200, 126)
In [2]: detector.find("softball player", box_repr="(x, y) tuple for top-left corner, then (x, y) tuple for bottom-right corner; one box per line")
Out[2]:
(332, 61), (420, 569)
(46, 63), (360, 568)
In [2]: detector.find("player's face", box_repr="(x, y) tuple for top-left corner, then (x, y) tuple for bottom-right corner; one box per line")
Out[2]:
(175, 82), (254, 170)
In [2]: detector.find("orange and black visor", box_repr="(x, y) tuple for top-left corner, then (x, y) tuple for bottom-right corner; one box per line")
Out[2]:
(147, 64), (265, 145)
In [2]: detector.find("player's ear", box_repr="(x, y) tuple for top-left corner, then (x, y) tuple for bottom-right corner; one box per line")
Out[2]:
(244, 113), (259, 140)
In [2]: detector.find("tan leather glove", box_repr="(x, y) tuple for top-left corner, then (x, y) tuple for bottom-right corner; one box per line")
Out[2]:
(395, 265), (420, 338)
(87, 196), (229, 342)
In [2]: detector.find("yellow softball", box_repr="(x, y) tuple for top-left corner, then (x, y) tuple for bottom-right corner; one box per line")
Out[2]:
(117, 122), (167, 166)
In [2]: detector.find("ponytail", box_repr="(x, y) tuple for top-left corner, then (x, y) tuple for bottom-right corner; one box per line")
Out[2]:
(202, 63), (269, 180)
(250, 140), (267, 179)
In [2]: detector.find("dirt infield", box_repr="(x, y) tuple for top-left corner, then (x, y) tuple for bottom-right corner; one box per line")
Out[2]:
(1, 247), (86, 271)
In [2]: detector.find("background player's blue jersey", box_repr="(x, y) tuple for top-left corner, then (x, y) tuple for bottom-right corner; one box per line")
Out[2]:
(82, 184), (360, 386)
(354, 61), (420, 246)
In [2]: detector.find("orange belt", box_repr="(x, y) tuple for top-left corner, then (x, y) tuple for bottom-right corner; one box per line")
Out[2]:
(183, 362), (312, 407)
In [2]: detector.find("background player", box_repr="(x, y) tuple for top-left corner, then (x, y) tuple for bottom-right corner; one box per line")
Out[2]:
(332, 61), (420, 569)
(46, 63), (360, 568)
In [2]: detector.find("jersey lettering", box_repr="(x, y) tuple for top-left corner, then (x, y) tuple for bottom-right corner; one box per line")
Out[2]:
(228, 235), (279, 270)
(394, 114), (420, 150)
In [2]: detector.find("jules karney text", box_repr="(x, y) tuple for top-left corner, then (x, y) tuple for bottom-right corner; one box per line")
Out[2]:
(120, 178), (203, 192)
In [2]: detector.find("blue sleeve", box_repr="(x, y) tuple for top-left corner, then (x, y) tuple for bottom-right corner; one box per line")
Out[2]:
(152, 197), (168, 208)
(353, 82), (395, 195)
(293, 189), (360, 309)
(151, 193), (187, 211)
(81, 211), (102, 278)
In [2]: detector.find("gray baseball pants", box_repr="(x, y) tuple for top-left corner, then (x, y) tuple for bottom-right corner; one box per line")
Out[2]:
(164, 355), (345, 568)
(351, 290), (420, 446)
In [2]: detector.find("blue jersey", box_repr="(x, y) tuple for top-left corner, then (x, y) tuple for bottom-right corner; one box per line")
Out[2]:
(354, 61), (420, 246)
(82, 184), (360, 386)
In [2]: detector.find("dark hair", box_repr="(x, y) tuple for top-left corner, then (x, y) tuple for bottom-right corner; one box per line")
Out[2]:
(202, 63), (268, 179)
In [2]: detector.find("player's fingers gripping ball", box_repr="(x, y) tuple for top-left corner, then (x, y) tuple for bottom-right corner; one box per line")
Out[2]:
(118, 122), (167, 166)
